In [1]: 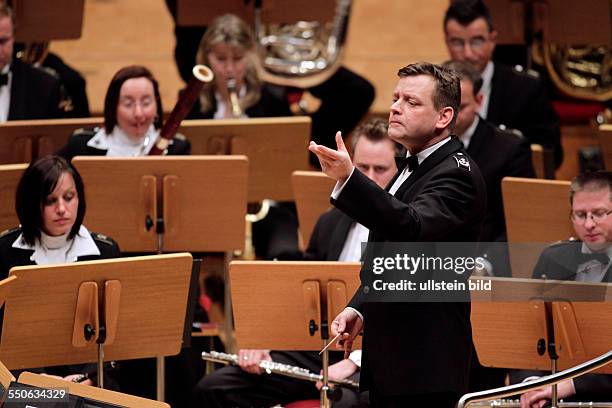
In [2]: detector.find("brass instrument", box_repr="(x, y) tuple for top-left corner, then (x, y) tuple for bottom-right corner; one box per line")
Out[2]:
(226, 78), (243, 118)
(470, 400), (612, 407)
(255, 0), (352, 88)
(534, 42), (612, 102)
(149, 64), (214, 155)
(202, 351), (359, 389)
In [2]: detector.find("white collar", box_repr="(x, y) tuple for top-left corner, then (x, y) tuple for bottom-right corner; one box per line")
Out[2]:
(458, 116), (480, 149)
(581, 243), (612, 258)
(87, 125), (159, 156)
(481, 61), (494, 93)
(12, 225), (101, 265)
(0, 64), (9, 75)
(406, 136), (452, 165)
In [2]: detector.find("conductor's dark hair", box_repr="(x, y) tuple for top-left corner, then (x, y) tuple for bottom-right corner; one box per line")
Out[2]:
(15, 155), (86, 246)
(104, 65), (163, 134)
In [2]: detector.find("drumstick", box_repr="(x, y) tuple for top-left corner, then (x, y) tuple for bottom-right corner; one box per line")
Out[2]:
(319, 332), (342, 355)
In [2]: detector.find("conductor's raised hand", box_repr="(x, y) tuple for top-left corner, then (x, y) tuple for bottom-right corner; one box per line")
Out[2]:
(330, 308), (363, 359)
(308, 131), (353, 183)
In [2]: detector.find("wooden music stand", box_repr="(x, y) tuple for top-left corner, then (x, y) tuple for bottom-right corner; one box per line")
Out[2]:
(179, 117), (311, 202)
(72, 156), (248, 253)
(0, 118), (102, 165)
(502, 177), (573, 278)
(291, 171), (335, 246)
(12, 0), (85, 41)
(0, 164), (26, 232)
(230, 261), (361, 407)
(0, 254), (193, 389)
(530, 144), (555, 180)
(18, 371), (169, 408)
(472, 278), (612, 374)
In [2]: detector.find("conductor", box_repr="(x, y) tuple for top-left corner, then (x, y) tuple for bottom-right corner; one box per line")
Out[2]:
(309, 62), (487, 407)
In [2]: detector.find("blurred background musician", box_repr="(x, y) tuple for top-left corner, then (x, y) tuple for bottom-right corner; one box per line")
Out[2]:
(518, 171), (612, 406)
(187, 13), (291, 120)
(0, 3), (62, 122)
(193, 118), (399, 408)
(57, 65), (190, 160)
(0, 155), (120, 387)
(166, 0), (375, 159)
(443, 0), (563, 169)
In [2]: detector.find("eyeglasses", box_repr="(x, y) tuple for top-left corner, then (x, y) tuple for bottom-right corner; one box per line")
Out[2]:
(570, 208), (612, 224)
(447, 37), (486, 51)
(119, 98), (154, 110)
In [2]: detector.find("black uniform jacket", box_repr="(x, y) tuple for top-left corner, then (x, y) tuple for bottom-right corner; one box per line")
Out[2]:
(56, 127), (191, 161)
(186, 83), (292, 119)
(0, 227), (120, 281)
(304, 208), (355, 261)
(7, 59), (63, 120)
(466, 118), (535, 242)
(532, 240), (612, 283)
(333, 137), (487, 396)
(487, 62), (562, 167)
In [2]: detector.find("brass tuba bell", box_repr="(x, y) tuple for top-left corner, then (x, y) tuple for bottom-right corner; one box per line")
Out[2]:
(254, 0), (352, 88)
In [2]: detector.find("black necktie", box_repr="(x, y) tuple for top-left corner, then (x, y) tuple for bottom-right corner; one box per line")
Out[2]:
(579, 252), (609, 265)
(395, 155), (419, 172)
(0, 73), (7, 87)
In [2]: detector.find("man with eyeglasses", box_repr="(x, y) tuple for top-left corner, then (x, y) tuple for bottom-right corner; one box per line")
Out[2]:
(520, 171), (612, 406)
(0, 4), (62, 122)
(443, 0), (563, 169)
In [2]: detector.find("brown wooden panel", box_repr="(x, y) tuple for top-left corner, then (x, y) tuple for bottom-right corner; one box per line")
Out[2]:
(0, 164), (27, 232)
(179, 117), (311, 202)
(1, 254), (192, 369)
(502, 177), (573, 278)
(292, 171), (335, 246)
(0, 118), (102, 165)
(19, 372), (169, 408)
(73, 156), (248, 252)
(13, 0), (84, 41)
(599, 124), (612, 170)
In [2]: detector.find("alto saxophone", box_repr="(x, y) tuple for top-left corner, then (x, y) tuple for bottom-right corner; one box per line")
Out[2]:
(202, 351), (359, 389)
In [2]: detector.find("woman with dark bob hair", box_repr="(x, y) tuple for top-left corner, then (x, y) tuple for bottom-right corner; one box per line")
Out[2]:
(58, 65), (190, 160)
(0, 155), (120, 386)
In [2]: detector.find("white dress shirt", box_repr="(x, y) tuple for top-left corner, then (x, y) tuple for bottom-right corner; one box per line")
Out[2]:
(478, 61), (494, 120)
(12, 225), (100, 265)
(87, 125), (159, 156)
(0, 63), (12, 123)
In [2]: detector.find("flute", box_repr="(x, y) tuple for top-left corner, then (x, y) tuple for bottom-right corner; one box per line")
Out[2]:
(202, 351), (359, 389)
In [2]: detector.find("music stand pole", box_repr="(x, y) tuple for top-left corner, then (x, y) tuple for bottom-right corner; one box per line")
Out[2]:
(542, 301), (559, 407)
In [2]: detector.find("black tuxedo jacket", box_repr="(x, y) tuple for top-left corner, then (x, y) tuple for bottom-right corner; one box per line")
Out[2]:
(487, 62), (562, 167)
(466, 118), (535, 242)
(532, 241), (612, 283)
(7, 59), (63, 120)
(333, 137), (487, 396)
(57, 128), (191, 161)
(304, 208), (355, 261)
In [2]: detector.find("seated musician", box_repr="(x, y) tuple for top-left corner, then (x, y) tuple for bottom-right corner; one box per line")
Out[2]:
(57, 65), (190, 160)
(0, 155), (120, 387)
(193, 118), (400, 407)
(520, 171), (612, 407)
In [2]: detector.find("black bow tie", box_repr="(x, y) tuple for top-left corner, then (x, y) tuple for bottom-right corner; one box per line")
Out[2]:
(579, 252), (610, 265)
(0, 73), (7, 87)
(395, 155), (419, 172)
